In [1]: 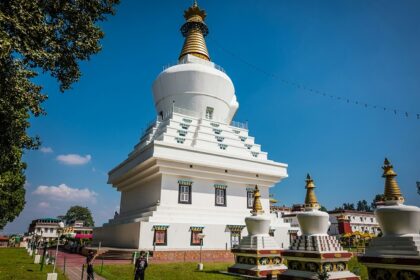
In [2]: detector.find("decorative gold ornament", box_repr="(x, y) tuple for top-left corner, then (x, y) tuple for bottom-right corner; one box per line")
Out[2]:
(252, 185), (265, 215)
(304, 174), (320, 209)
(382, 158), (405, 204)
(179, 1), (210, 61)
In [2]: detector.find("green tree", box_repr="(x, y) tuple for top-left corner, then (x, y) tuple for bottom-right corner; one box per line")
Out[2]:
(319, 205), (328, 212)
(371, 194), (385, 210)
(63, 206), (95, 227)
(356, 200), (371, 212)
(342, 203), (355, 210)
(0, 0), (119, 229)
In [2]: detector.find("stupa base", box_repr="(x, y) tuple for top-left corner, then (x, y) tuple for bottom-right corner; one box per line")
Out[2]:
(358, 255), (420, 279)
(227, 264), (287, 278)
(280, 270), (359, 280)
(281, 251), (359, 280)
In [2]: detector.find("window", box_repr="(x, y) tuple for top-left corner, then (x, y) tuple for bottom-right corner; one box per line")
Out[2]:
(232, 129), (240, 134)
(153, 226), (168, 246)
(180, 123), (189, 130)
(216, 136), (224, 142)
(218, 143), (227, 150)
(210, 122), (219, 127)
(245, 144), (252, 150)
(231, 232), (241, 248)
(206, 107), (214, 119)
(178, 130), (187, 137)
(269, 229), (275, 237)
(370, 218), (373, 222)
(215, 188), (226, 206)
(190, 228), (203, 246)
(247, 190), (254, 209)
(175, 137), (185, 144)
(178, 180), (192, 204)
(213, 128), (222, 135)
(239, 136), (247, 142)
(182, 118), (192, 123)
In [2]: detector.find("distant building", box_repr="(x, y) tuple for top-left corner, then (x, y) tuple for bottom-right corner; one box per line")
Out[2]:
(63, 220), (93, 239)
(0, 236), (9, 247)
(28, 218), (62, 242)
(328, 210), (381, 236)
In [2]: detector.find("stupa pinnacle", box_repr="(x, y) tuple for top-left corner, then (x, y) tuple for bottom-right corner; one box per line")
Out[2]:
(252, 186), (265, 215)
(179, 0), (210, 61)
(382, 158), (405, 205)
(304, 173), (319, 210)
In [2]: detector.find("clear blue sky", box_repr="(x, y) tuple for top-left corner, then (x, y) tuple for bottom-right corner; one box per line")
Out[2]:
(3, 0), (420, 234)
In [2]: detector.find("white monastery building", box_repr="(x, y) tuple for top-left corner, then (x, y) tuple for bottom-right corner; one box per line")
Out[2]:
(94, 1), (291, 252)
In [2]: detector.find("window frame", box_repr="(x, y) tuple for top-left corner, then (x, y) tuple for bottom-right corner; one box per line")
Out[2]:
(247, 190), (254, 209)
(190, 230), (203, 246)
(153, 229), (167, 246)
(178, 184), (192, 204)
(230, 231), (241, 248)
(215, 188), (227, 207)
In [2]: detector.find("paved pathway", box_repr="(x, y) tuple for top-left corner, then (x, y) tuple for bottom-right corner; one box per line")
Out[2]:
(48, 249), (131, 280)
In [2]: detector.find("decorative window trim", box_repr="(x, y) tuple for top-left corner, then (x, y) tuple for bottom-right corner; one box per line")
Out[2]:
(190, 226), (205, 232)
(251, 152), (259, 158)
(210, 122), (220, 127)
(180, 123), (190, 130)
(246, 187), (256, 192)
(215, 136), (224, 142)
(205, 107), (214, 119)
(152, 225), (169, 231)
(227, 225), (246, 232)
(245, 144), (252, 150)
(178, 129), (187, 137)
(178, 179), (193, 186)
(182, 118), (192, 123)
(239, 136), (247, 142)
(218, 143), (227, 150)
(175, 137), (185, 144)
(214, 183), (227, 189)
(213, 128), (222, 135)
(215, 188), (226, 207)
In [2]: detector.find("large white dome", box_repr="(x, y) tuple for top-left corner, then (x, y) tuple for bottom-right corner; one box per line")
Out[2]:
(152, 55), (239, 123)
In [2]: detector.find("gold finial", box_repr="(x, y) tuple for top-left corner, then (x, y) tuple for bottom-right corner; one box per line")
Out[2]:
(179, 1), (210, 61)
(252, 185), (265, 215)
(382, 158), (404, 205)
(304, 174), (320, 210)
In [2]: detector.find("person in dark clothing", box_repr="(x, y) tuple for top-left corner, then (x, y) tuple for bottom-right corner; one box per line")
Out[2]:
(134, 251), (148, 280)
(86, 250), (98, 280)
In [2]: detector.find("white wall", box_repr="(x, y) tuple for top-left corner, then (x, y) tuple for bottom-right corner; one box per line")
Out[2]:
(120, 176), (162, 215)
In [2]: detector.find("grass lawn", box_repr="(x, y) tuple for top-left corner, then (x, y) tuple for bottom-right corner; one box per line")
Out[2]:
(97, 257), (369, 280)
(96, 262), (243, 280)
(0, 248), (67, 280)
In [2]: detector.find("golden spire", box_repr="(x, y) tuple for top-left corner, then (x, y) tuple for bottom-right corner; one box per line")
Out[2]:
(179, 1), (210, 61)
(382, 158), (405, 205)
(304, 174), (320, 210)
(252, 185), (265, 215)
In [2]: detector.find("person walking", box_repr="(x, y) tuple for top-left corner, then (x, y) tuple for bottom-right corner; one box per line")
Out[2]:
(86, 250), (98, 280)
(134, 251), (148, 280)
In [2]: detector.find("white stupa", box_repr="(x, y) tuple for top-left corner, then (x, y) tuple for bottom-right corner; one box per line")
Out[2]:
(228, 186), (287, 278)
(93, 1), (291, 259)
(359, 159), (420, 279)
(281, 175), (360, 280)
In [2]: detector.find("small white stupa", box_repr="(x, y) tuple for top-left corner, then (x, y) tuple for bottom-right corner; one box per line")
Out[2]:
(228, 186), (287, 278)
(359, 158), (420, 279)
(280, 174), (359, 280)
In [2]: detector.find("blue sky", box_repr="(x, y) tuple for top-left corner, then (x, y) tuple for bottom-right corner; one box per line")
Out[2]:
(3, 0), (420, 234)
